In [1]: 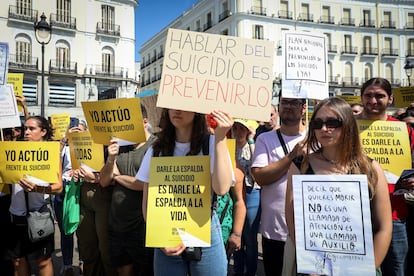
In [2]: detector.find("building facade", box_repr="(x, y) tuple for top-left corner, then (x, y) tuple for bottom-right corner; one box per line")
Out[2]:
(1, 0), (138, 118)
(139, 0), (414, 98)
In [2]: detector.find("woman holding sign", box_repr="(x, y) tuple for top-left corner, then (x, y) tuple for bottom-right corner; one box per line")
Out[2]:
(284, 97), (392, 275)
(136, 109), (234, 276)
(8, 116), (62, 276)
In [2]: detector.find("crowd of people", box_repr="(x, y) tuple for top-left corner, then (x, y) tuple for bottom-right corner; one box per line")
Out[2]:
(0, 77), (413, 276)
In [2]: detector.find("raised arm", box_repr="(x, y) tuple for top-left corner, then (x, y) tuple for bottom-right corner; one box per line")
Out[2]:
(100, 139), (120, 187)
(210, 110), (234, 195)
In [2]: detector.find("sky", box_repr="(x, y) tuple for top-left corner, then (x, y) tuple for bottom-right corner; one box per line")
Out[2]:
(134, 0), (198, 62)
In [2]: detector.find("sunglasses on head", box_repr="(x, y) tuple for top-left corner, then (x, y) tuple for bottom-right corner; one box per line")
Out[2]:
(310, 119), (343, 129)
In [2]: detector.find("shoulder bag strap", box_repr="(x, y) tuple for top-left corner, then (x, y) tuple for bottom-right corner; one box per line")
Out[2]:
(276, 129), (289, 155)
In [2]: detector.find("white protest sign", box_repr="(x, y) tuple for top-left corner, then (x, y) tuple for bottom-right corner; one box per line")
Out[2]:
(0, 42), (9, 85)
(0, 84), (22, 128)
(157, 28), (275, 122)
(293, 174), (375, 276)
(281, 31), (329, 100)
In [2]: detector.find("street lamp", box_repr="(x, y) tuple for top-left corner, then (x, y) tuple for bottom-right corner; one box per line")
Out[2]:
(34, 13), (52, 118)
(404, 59), (413, 87)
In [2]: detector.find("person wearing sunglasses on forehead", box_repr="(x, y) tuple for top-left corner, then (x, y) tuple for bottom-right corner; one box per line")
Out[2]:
(357, 78), (414, 276)
(251, 95), (307, 276)
(284, 97), (392, 275)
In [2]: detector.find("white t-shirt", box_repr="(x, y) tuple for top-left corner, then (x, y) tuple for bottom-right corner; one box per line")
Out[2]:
(252, 129), (306, 241)
(136, 135), (216, 183)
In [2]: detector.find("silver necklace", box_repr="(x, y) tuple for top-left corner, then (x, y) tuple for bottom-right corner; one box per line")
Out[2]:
(320, 151), (337, 165)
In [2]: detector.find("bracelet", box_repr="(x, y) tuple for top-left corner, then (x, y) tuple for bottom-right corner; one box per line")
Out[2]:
(247, 139), (255, 145)
(231, 232), (241, 237)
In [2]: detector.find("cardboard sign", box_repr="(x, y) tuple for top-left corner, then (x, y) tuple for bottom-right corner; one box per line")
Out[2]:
(50, 113), (71, 141)
(67, 131), (104, 172)
(393, 87), (414, 108)
(337, 95), (361, 105)
(7, 73), (24, 112)
(0, 42), (8, 85)
(357, 120), (411, 181)
(0, 84), (22, 129)
(81, 98), (146, 145)
(281, 31), (329, 100)
(157, 28), (275, 122)
(293, 174), (375, 276)
(146, 155), (211, 247)
(0, 141), (60, 184)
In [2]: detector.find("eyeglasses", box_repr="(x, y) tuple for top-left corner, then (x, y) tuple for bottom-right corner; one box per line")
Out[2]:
(310, 119), (343, 129)
(280, 99), (304, 107)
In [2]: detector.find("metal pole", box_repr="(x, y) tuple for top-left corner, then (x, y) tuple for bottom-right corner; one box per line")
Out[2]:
(41, 42), (45, 118)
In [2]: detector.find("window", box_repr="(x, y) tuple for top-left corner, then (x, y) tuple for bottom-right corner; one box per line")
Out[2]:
(102, 48), (114, 74)
(363, 36), (372, 54)
(409, 39), (414, 56)
(253, 25), (264, 40)
(56, 45), (70, 69)
(56, 0), (71, 23)
(342, 8), (351, 25)
(408, 13), (414, 29)
(15, 35), (31, 64)
(363, 10), (372, 26)
(16, 0), (31, 16)
(385, 64), (393, 82)
(344, 35), (352, 51)
(364, 64), (373, 80)
(300, 3), (310, 21)
(102, 5), (115, 31)
(196, 20), (201, 31)
(322, 6), (330, 21)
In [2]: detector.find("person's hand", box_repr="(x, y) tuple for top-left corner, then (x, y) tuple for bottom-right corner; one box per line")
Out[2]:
(107, 139), (120, 160)
(226, 233), (242, 256)
(72, 169), (80, 182)
(161, 244), (186, 256)
(209, 110), (233, 140)
(18, 178), (36, 192)
(247, 126), (256, 141)
(79, 167), (97, 183)
(288, 139), (306, 160)
(401, 177), (414, 190)
(16, 95), (26, 106)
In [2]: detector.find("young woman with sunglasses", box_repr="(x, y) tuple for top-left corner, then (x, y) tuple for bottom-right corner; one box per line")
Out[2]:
(284, 97), (392, 275)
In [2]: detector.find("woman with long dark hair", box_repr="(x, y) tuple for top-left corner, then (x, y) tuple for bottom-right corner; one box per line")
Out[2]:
(136, 109), (234, 276)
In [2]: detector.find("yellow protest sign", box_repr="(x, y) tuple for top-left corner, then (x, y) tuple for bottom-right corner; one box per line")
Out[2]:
(337, 95), (361, 105)
(81, 98), (146, 145)
(393, 87), (414, 108)
(68, 131), (104, 171)
(146, 156), (211, 247)
(50, 113), (70, 141)
(0, 141), (60, 184)
(157, 28), (274, 122)
(357, 120), (411, 178)
(227, 138), (236, 169)
(7, 73), (23, 112)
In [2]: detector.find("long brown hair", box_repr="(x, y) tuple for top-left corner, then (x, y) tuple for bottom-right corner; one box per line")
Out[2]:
(302, 97), (377, 194)
(152, 109), (209, 157)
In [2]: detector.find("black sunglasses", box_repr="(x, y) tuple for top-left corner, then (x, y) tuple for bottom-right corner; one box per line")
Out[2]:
(310, 119), (343, 129)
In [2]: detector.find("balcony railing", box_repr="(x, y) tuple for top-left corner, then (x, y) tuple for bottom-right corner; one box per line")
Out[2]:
(381, 48), (398, 56)
(328, 75), (339, 84)
(360, 19), (375, 28)
(342, 77), (359, 86)
(8, 54), (38, 70)
(340, 17), (355, 26)
(49, 59), (77, 74)
(381, 20), (396, 29)
(328, 44), (337, 53)
(203, 21), (212, 31)
(319, 15), (335, 24)
(8, 5), (37, 23)
(297, 13), (313, 22)
(278, 10), (293, 19)
(407, 49), (414, 57)
(95, 65), (123, 78)
(251, 6), (266, 16)
(341, 46), (358, 55)
(96, 22), (120, 36)
(50, 13), (76, 30)
(360, 47), (378, 55)
(219, 10), (231, 22)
